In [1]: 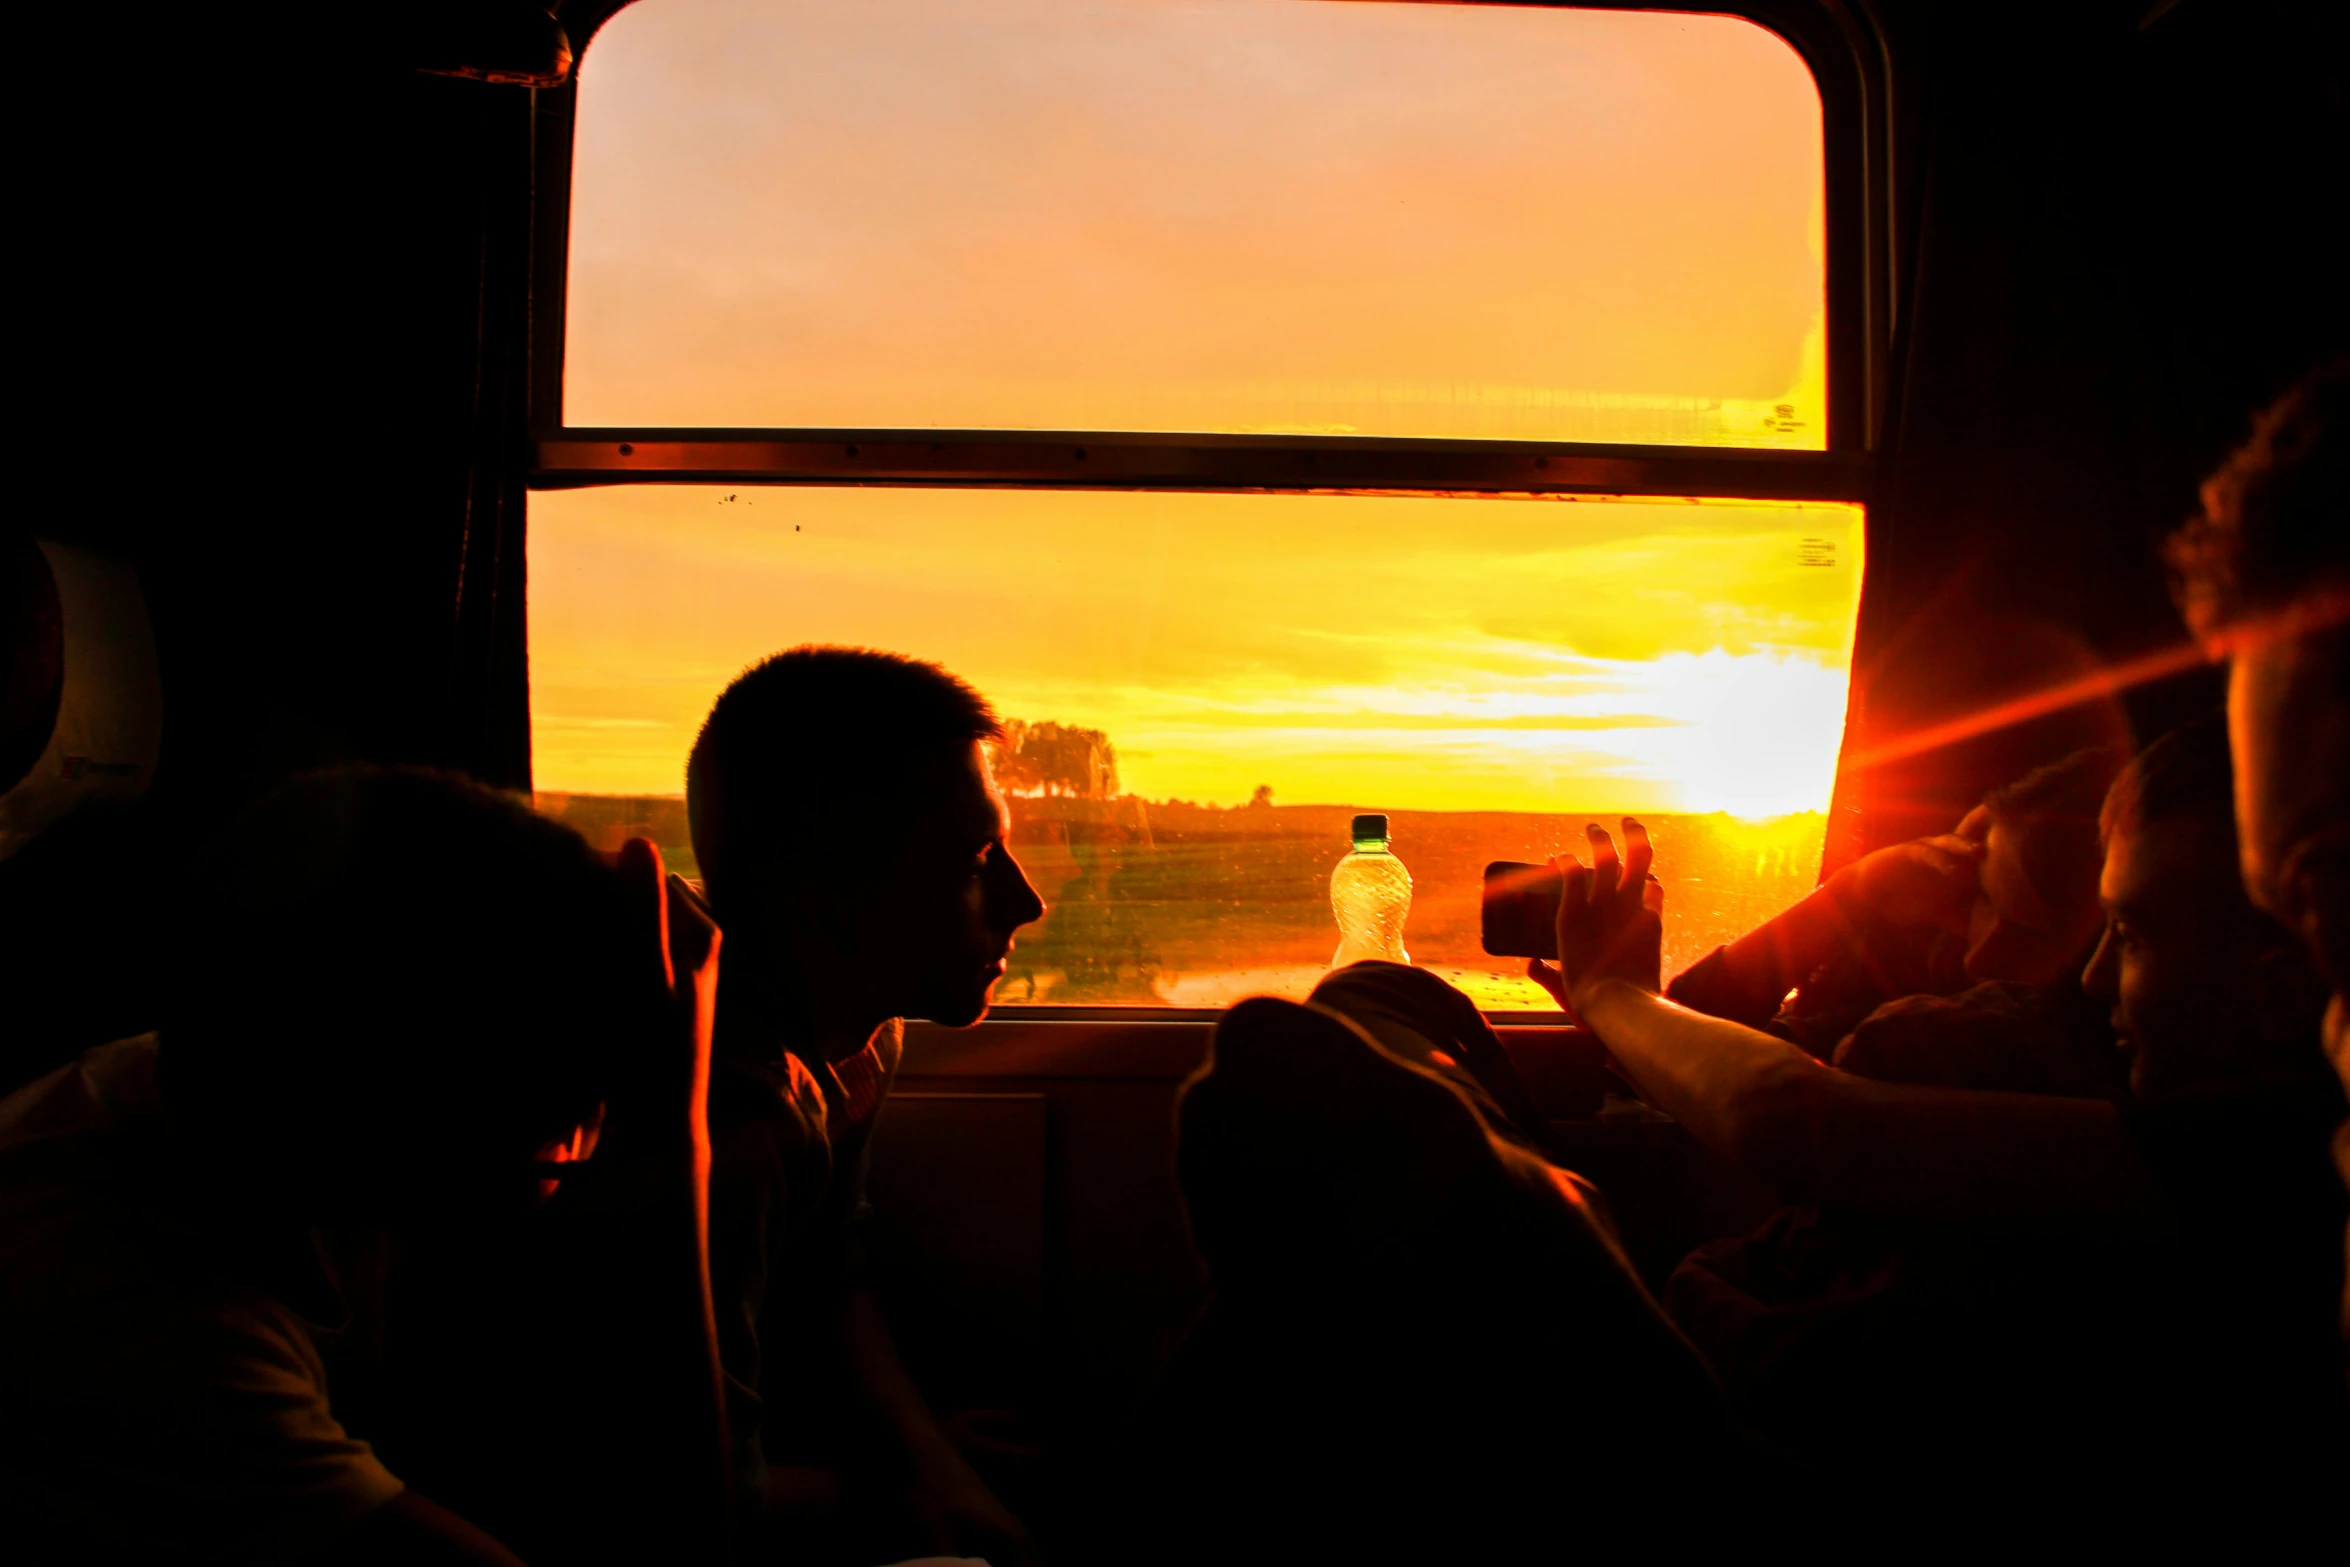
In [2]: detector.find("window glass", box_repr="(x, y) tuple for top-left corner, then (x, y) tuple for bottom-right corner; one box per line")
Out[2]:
(566, 0), (1826, 447)
(530, 488), (1862, 1008)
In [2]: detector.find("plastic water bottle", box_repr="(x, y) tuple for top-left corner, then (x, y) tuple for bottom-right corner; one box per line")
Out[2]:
(1330, 813), (1412, 968)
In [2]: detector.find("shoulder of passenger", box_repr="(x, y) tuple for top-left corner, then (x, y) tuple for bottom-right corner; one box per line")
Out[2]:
(715, 1050), (830, 1115)
(708, 1054), (831, 1155)
(782, 1052), (831, 1124)
(869, 1017), (904, 1073)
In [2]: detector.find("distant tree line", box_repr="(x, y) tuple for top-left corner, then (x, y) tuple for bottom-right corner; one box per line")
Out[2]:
(996, 719), (1120, 799)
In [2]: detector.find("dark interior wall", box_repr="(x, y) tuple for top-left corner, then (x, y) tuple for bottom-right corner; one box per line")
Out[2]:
(2, 0), (2344, 1074)
(1837, 0), (2349, 851)
(2, 14), (539, 1073)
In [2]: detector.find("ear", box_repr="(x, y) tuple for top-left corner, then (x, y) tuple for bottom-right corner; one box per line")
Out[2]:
(2247, 943), (2330, 1051)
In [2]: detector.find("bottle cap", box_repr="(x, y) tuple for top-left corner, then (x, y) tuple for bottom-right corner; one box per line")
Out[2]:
(1351, 813), (1389, 844)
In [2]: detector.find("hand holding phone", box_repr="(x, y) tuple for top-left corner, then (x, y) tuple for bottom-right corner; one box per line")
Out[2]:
(1486, 821), (1665, 1013)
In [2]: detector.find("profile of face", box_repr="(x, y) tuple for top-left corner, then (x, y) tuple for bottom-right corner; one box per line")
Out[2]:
(2229, 628), (2350, 1084)
(842, 739), (1047, 1028)
(2082, 812), (2318, 1099)
(1956, 806), (2105, 986)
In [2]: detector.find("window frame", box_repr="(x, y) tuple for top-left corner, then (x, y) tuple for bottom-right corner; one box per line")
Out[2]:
(525, 0), (1892, 502)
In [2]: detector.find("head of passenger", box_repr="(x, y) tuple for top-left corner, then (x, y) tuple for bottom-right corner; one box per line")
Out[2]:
(1955, 749), (2114, 984)
(158, 767), (646, 1228)
(686, 646), (1045, 1038)
(2167, 358), (2350, 1061)
(2083, 719), (2325, 1100)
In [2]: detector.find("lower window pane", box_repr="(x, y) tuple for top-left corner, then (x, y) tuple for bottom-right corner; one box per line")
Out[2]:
(530, 487), (1862, 1009)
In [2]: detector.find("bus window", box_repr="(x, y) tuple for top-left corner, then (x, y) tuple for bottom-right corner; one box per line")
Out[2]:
(531, 488), (1861, 1008)
(561, 0), (1826, 447)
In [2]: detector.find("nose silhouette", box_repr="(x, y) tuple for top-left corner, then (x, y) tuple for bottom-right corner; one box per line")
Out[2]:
(2081, 921), (2120, 1000)
(990, 843), (1047, 933)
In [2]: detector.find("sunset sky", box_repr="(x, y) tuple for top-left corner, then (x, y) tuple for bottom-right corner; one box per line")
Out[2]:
(564, 0), (1826, 445)
(535, 1), (1854, 816)
(530, 488), (1862, 816)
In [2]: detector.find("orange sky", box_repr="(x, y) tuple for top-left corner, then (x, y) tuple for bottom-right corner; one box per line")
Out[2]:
(537, 2), (1852, 815)
(530, 488), (1863, 815)
(565, 0), (1825, 445)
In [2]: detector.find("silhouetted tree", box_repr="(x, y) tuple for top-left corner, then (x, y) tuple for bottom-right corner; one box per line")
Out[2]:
(1247, 785), (1274, 809)
(996, 719), (1119, 799)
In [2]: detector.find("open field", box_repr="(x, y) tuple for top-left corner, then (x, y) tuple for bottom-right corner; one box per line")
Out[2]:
(534, 794), (1826, 1010)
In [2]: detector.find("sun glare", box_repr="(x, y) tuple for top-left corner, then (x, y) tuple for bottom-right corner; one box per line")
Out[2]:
(1640, 649), (1853, 818)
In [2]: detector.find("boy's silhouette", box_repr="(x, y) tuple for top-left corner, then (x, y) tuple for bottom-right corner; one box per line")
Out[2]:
(686, 646), (1045, 1564)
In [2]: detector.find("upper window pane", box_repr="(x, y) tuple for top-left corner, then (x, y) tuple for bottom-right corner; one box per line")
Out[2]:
(566, 0), (1827, 447)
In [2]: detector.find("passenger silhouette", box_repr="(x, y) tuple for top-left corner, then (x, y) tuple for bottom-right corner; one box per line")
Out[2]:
(685, 646), (1046, 1565)
(1668, 748), (2116, 1078)
(0, 767), (727, 1563)
(1663, 720), (2342, 1508)
(1537, 760), (2344, 1526)
(2166, 355), (2350, 1346)
(1136, 965), (1752, 1562)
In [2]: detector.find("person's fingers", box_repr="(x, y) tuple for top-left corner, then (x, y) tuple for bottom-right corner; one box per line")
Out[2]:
(1912, 842), (1982, 886)
(1621, 817), (1653, 892)
(664, 873), (720, 1106)
(616, 838), (674, 993)
(616, 837), (661, 882)
(1526, 957), (1570, 1008)
(1643, 876), (1665, 915)
(1587, 823), (1621, 901)
(1559, 862), (1595, 988)
(1906, 843), (1953, 876)
(665, 870), (720, 982)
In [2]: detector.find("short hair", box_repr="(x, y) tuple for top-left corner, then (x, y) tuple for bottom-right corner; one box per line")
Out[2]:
(161, 767), (645, 1202)
(1981, 746), (2118, 832)
(1978, 747), (2117, 916)
(2166, 357), (2350, 634)
(2101, 715), (2238, 846)
(686, 646), (1001, 913)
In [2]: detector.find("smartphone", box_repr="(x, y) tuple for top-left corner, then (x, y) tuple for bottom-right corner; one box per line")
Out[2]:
(1481, 860), (1565, 960)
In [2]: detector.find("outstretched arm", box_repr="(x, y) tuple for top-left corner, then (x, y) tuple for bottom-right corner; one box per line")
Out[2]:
(1538, 821), (2161, 1230)
(1670, 834), (1983, 1023)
